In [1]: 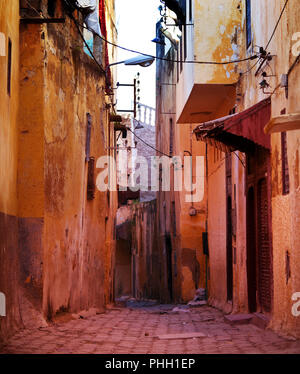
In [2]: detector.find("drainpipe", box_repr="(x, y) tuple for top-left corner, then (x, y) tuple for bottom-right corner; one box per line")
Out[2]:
(184, 150), (196, 216)
(205, 143), (209, 298)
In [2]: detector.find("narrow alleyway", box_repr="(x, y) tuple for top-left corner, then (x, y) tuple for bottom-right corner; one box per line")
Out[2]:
(1, 302), (299, 354)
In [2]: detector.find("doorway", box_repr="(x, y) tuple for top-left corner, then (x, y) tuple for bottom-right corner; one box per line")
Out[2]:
(226, 154), (233, 302)
(115, 240), (132, 298)
(246, 147), (273, 314)
(246, 186), (256, 312)
(165, 235), (173, 301)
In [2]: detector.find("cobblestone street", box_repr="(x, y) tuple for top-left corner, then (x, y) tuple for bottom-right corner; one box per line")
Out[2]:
(1, 302), (300, 355)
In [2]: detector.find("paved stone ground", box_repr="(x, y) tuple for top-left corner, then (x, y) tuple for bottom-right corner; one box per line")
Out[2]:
(1, 302), (300, 354)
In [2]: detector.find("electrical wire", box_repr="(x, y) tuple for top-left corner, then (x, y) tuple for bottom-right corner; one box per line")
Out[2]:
(24, 0), (44, 17)
(248, 1), (289, 78)
(239, 56), (261, 76)
(61, 4), (106, 74)
(265, 0), (289, 50)
(238, 0), (289, 78)
(288, 53), (300, 76)
(127, 127), (172, 158)
(233, 151), (245, 168)
(22, 1), (105, 74)
(25, 0), (288, 69)
(97, 32), (258, 66)
(71, 17), (258, 66)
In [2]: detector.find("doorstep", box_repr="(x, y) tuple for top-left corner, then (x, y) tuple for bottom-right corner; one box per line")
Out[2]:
(251, 312), (270, 330)
(224, 314), (253, 326)
(224, 313), (270, 329)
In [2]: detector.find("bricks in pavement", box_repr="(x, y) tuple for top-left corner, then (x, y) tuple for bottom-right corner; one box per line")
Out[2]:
(0, 304), (300, 354)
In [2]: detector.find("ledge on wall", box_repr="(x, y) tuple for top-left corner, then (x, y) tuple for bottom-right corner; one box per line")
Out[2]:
(264, 112), (300, 134)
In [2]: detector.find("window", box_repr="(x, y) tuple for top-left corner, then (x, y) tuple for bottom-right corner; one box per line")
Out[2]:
(48, 0), (56, 17)
(180, 36), (183, 73)
(189, 0), (192, 21)
(169, 118), (173, 155)
(171, 201), (176, 235)
(176, 48), (179, 82)
(245, 0), (252, 48)
(87, 157), (95, 200)
(183, 25), (187, 60)
(85, 113), (92, 162)
(281, 132), (290, 195)
(285, 251), (291, 284)
(7, 38), (12, 96)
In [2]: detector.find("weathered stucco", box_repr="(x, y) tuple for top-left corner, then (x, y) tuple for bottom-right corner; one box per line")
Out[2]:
(157, 0), (300, 339)
(0, 0), (21, 343)
(1, 0), (118, 342)
(156, 36), (209, 304)
(237, 0), (300, 338)
(176, 0), (242, 123)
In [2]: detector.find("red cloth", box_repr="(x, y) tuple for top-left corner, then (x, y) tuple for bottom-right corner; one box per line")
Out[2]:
(99, 0), (111, 88)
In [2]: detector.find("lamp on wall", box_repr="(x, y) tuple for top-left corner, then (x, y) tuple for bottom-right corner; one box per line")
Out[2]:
(106, 54), (155, 90)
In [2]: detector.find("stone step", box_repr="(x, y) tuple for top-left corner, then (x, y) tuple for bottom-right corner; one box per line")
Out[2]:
(224, 314), (253, 326)
(156, 332), (206, 340)
(251, 312), (270, 330)
(224, 312), (270, 329)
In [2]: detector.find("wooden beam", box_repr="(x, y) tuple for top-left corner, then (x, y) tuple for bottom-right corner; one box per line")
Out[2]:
(264, 112), (300, 134)
(20, 18), (65, 24)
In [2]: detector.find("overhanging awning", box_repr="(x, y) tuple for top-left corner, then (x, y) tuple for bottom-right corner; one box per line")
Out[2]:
(193, 98), (271, 153)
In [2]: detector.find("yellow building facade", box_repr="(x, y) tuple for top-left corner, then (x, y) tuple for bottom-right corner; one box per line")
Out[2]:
(157, 0), (300, 338)
(1, 0), (118, 343)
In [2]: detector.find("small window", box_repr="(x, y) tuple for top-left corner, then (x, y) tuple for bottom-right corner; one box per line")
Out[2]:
(85, 113), (92, 162)
(245, 0), (252, 48)
(171, 201), (176, 235)
(48, 0), (56, 17)
(87, 157), (95, 200)
(169, 118), (173, 155)
(180, 36), (183, 73)
(285, 251), (291, 284)
(176, 48), (179, 82)
(189, 0), (193, 21)
(183, 25), (187, 60)
(281, 132), (290, 195)
(7, 38), (12, 96)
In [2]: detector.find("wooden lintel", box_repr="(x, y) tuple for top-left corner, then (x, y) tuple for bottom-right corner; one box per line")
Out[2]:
(264, 112), (300, 134)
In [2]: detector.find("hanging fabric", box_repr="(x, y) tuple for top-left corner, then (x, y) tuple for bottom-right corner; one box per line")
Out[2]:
(99, 0), (111, 88)
(76, 0), (101, 36)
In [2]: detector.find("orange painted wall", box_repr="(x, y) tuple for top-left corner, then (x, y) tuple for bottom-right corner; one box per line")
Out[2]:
(17, 7), (118, 318)
(1, 1), (118, 339)
(237, 0), (300, 338)
(0, 1), (19, 216)
(0, 0), (21, 343)
(156, 45), (209, 303)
